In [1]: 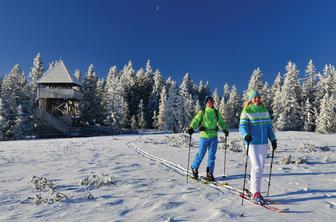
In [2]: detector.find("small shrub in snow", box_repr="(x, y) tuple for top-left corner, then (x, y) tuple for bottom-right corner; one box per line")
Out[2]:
(218, 139), (242, 152)
(33, 191), (68, 205)
(299, 143), (330, 153)
(295, 157), (307, 164)
(299, 143), (316, 152)
(31, 176), (55, 192)
(30, 176), (68, 205)
(278, 155), (307, 165)
(79, 173), (116, 188)
(79, 173), (116, 199)
(228, 140), (243, 152)
(138, 134), (192, 148)
(279, 155), (292, 165)
(165, 135), (190, 148)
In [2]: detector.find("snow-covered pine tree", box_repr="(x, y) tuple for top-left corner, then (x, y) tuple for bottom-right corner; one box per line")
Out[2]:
(246, 68), (271, 110)
(301, 60), (318, 131)
(96, 78), (106, 125)
(137, 64), (153, 128)
(246, 68), (266, 97)
(29, 53), (44, 98)
(165, 76), (173, 93)
(0, 98), (3, 140)
(74, 69), (82, 83)
(1, 65), (32, 139)
(219, 96), (229, 125)
(315, 65), (336, 114)
(148, 69), (164, 128)
(166, 81), (183, 132)
(180, 73), (194, 98)
(262, 82), (272, 113)
(120, 96), (130, 129)
(212, 88), (220, 108)
(157, 86), (168, 130)
(223, 83), (230, 103)
(179, 94), (194, 131)
(120, 60), (137, 119)
(131, 115), (138, 129)
(316, 93), (336, 133)
(271, 75), (283, 128)
(303, 98), (316, 132)
(152, 110), (158, 129)
(275, 61), (304, 131)
(194, 99), (201, 114)
(271, 73), (282, 99)
(197, 80), (210, 106)
(79, 64), (103, 126)
(303, 59), (318, 104)
(137, 99), (146, 129)
(226, 85), (241, 128)
(28, 54), (44, 135)
(179, 73), (196, 130)
(14, 105), (24, 140)
(104, 66), (129, 130)
(143, 60), (154, 127)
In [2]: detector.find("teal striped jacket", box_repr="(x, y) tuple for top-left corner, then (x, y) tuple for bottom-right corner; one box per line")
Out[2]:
(239, 103), (276, 145)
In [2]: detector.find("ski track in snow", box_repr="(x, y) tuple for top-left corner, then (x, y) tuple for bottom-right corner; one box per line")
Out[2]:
(0, 132), (335, 222)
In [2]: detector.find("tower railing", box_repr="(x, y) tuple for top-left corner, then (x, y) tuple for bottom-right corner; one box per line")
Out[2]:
(37, 88), (82, 100)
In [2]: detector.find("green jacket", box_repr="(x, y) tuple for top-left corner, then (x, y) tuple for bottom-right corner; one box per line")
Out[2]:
(190, 107), (228, 138)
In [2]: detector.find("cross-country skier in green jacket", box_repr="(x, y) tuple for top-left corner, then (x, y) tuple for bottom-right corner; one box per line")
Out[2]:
(187, 96), (229, 181)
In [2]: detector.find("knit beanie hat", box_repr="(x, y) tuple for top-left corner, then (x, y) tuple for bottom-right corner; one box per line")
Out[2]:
(248, 89), (261, 101)
(204, 96), (214, 103)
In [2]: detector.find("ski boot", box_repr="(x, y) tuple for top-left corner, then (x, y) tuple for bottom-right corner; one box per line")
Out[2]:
(191, 167), (198, 179)
(252, 192), (265, 205)
(206, 167), (215, 181)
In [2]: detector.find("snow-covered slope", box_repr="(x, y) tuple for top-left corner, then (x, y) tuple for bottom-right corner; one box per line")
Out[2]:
(0, 131), (335, 221)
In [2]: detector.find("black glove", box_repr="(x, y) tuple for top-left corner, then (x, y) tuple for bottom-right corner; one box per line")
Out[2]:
(199, 126), (206, 131)
(244, 135), (252, 143)
(271, 140), (277, 150)
(223, 129), (229, 137)
(187, 128), (194, 135)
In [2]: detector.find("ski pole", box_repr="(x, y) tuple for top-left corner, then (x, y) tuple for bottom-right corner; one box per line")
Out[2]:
(241, 142), (250, 206)
(267, 147), (275, 197)
(223, 134), (228, 178)
(186, 134), (192, 183)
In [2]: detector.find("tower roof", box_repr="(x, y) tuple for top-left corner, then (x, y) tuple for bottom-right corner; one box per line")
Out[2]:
(37, 60), (82, 86)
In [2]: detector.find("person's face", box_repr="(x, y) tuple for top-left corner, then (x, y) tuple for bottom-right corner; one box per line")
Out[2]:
(251, 96), (261, 105)
(207, 100), (214, 108)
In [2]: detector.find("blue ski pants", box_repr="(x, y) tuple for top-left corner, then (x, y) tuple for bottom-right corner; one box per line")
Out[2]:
(191, 137), (218, 173)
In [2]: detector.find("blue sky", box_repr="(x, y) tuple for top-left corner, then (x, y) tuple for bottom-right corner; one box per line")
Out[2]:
(1, 0), (336, 92)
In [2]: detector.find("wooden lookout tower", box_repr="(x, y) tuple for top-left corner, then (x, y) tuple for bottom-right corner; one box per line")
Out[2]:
(36, 60), (82, 137)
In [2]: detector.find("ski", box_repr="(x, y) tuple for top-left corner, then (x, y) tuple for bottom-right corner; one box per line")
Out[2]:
(128, 143), (288, 213)
(190, 175), (288, 213)
(239, 193), (289, 213)
(189, 175), (229, 186)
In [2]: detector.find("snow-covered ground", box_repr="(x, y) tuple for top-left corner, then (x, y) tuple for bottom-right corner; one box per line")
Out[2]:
(0, 131), (335, 222)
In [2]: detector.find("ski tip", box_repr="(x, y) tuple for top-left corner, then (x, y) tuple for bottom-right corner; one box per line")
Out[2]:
(278, 208), (290, 213)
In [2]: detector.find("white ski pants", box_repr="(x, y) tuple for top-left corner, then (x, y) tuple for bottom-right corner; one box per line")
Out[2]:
(248, 144), (268, 194)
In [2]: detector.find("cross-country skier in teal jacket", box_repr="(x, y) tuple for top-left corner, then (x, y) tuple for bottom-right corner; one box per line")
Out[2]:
(187, 96), (229, 181)
(239, 89), (277, 205)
